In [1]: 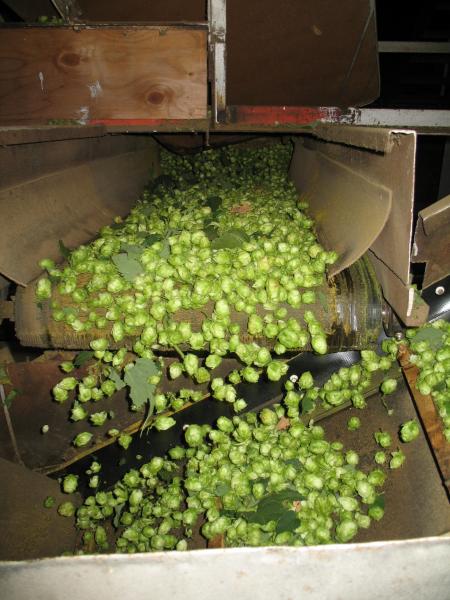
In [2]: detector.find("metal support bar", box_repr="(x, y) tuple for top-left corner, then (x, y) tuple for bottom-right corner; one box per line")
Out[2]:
(378, 41), (450, 54)
(50, 0), (82, 23)
(344, 108), (450, 130)
(208, 0), (227, 124)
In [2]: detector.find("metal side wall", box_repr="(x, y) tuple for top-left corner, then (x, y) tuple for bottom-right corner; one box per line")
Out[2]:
(1, 540), (450, 600)
(290, 127), (429, 326)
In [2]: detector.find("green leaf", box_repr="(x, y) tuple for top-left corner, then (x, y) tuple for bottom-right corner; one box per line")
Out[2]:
(158, 464), (180, 483)
(204, 223), (219, 241)
(443, 400), (450, 416)
(124, 358), (161, 411)
(413, 327), (444, 351)
(48, 274), (60, 285)
(206, 195), (222, 216)
(284, 459), (301, 468)
(215, 482), (231, 497)
(108, 368), (126, 391)
(301, 396), (316, 414)
(211, 228), (250, 250)
(317, 290), (329, 313)
(369, 494), (385, 510)
(58, 239), (70, 259)
(112, 253), (144, 282)
(113, 502), (125, 529)
(241, 489), (303, 524)
(245, 500), (285, 524)
(142, 233), (163, 247)
(3, 388), (19, 408)
(120, 244), (144, 259)
(159, 239), (171, 260)
(148, 175), (176, 195)
(275, 510), (300, 534)
(73, 350), (95, 368)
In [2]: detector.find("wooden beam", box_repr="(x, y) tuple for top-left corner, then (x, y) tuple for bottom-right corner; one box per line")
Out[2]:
(399, 346), (450, 496)
(0, 25), (207, 125)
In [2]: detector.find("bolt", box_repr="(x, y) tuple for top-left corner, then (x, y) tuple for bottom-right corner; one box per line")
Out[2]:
(435, 286), (445, 296)
(394, 332), (404, 341)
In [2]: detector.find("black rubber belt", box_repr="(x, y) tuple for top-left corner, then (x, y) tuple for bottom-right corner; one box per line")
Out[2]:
(61, 349), (361, 494)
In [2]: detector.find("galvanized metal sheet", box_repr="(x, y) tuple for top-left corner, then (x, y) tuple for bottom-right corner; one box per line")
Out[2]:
(1, 539), (450, 600)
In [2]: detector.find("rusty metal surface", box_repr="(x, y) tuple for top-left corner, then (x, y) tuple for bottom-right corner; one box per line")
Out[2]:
(0, 355), (132, 471)
(321, 379), (450, 539)
(0, 457), (81, 560)
(0, 138), (158, 286)
(0, 354), (241, 474)
(368, 252), (430, 327)
(0, 301), (14, 321)
(290, 126), (421, 326)
(398, 345), (450, 496)
(290, 138), (392, 276)
(0, 134), (152, 191)
(413, 194), (450, 289)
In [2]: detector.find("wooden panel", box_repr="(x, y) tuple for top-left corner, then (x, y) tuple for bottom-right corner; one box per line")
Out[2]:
(77, 0), (379, 108)
(399, 346), (450, 496)
(0, 124), (106, 146)
(0, 26), (207, 124)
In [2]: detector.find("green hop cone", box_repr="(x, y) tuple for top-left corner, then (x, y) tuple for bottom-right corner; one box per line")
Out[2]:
(374, 430), (392, 448)
(118, 433), (133, 450)
(90, 411), (108, 427)
(73, 432), (93, 447)
(380, 378), (397, 395)
(347, 416), (361, 431)
(62, 474), (79, 494)
(154, 416), (176, 431)
(389, 450), (406, 469)
(185, 424), (204, 447)
(58, 501), (75, 518)
(267, 360), (289, 382)
(399, 419), (420, 443)
(43, 496), (55, 509)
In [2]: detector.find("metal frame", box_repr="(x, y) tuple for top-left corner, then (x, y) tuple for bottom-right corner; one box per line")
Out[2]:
(2, 540), (450, 600)
(208, 0), (227, 124)
(378, 41), (450, 53)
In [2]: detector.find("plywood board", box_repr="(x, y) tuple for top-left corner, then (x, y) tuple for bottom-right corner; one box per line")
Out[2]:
(0, 26), (207, 124)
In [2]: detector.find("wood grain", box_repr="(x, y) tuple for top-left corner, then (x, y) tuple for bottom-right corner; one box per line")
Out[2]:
(0, 26), (207, 124)
(399, 345), (450, 496)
